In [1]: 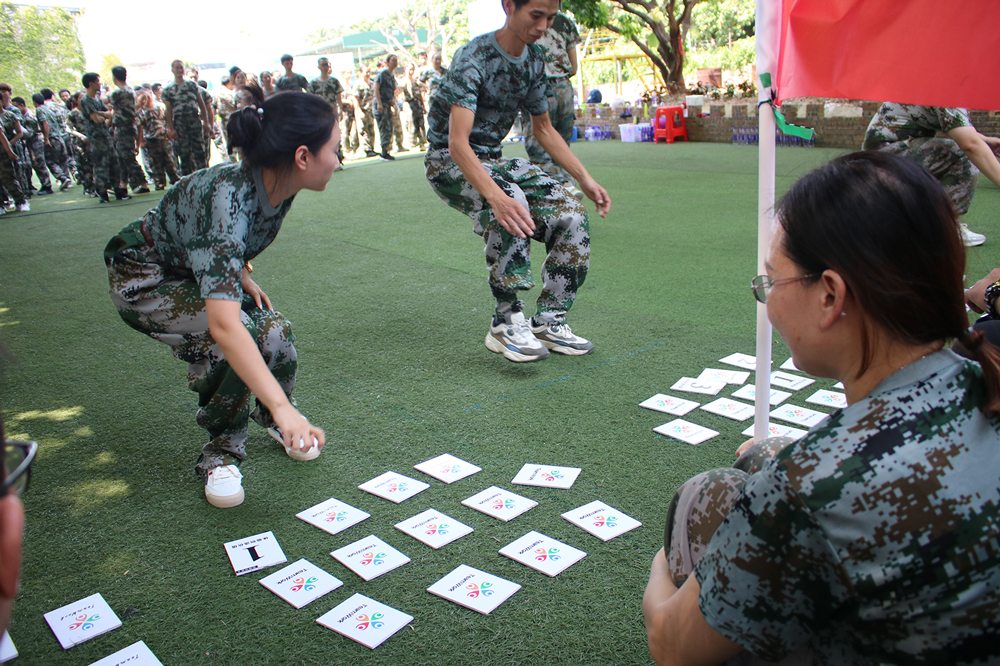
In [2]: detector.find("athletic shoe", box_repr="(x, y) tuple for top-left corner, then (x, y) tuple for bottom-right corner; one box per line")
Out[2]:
(17, 202), (29, 212)
(59, 179), (72, 191)
(115, 188), (131, 201)
(960, 223), (986, 247)
(378, 153), (395, 161)
(204, 464), (245, 508)
(36, 187), (54, 196)
(267, 427), (321, 461)
(530, 319), (594, 355)
(0, 207), (5, 216)
(365, 150), (379, 158)
(133, 185), (150, 194)
(565, 184), (585, 201)
(485, 312), (550, 362)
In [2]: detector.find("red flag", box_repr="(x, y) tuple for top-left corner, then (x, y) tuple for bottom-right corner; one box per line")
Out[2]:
(776, 0), (1000, 110)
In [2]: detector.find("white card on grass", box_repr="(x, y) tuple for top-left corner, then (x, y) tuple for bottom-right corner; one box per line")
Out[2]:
(697, 368), (750, 385)
(834, 382), (844, 389)
(741, 423), (809, 440)
(780, 357), (801, 372)
(561, 500), (642, 541)
(358, 471), (430, 503)
(770, 371), (816, 391)
(718, 352), (759, 370)
(700, 398), (755, 421)
(0, 632), (15, 663)
(427, 564), (521, 615)
(413, 453), (482, 483)
(639, 393), (699, 416)
(316, 593), (413, 650)
(653, 419), (718, 445)
(331, 535), (410, 581)
(770, 404), (828, 427)
(87, 641), (163, 666)
(394, 508), (474, 549)
(731, 384), (791, 406)
(259, 559), (343, 609)
(806, 389), (847, 409)
(44, 593), (121, 649)
(670, 377), (725, 395)
(511, 463), (581, 489)
(461, 486), (538, 521)
(296, 497), (370, 536)
(499, 531), (586, 577)
(224, 531), (287, 576)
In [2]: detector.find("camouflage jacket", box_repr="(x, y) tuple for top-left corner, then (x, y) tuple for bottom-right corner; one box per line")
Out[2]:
(161, 80), (203, 119)
(78, 94), (111, 139)
(275, 73), (308, 93)
(1, 106), (21, 142)
(426, 32), (547, 157)
(695, 349), (1000, 664)
(309, 76), (344, 109)
(419, 66), (448, 103)
(216, 90), (236, 125)
(400, 78), (425, 113)
(46, 102), (69, 138)
(353, 79), (373, 113)
(110, 84), (138, 128)
(533, 12), (580, 80)
(67, 108), (87, 140)
(138, 104), (168, 140)
(18, 108), (38, 139)
(863, 103), (972, 149)
(374, 68), (397, 108)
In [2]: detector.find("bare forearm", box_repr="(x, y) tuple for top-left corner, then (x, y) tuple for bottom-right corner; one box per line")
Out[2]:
(208, 307), (291, 414)
(534, 122), (591, 185)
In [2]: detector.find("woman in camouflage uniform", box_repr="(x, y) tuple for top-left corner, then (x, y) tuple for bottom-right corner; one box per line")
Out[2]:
(104, 87), (340, 508)
(66, 94), (94, 195)
(136, 90), (179, 190)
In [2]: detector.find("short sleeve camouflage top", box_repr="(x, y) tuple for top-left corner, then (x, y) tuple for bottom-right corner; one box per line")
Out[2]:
(863, 103), (972, 149)
(138, 104), (168, 139)
(419, 66), (448, 103)
(139, 162), (294, 301)
(533, 12), (581, 79)
(161, 80), (203, 119)
(110, 85), (137, 128)
(374, 68), (397, 107)
(1, 106), (20, 142)
(78, 95), (111, 139)
(426, 32), (548, 157)
(35, 104), (57, 138)
(353, 79), (373, 112)
(275, 73), (309, 93)
(18, 108), (38, 138)
(47, 102), (69, 137)
(695, 350), (1000, 665)
(309, 76), (344, 108)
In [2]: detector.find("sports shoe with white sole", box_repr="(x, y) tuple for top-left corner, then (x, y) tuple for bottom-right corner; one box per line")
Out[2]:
(17, 202), (29, 212)
(530, 319), (594, 355)
(205, 464), (244, 508)
(960, 223), (986, 247)
(485, 312), (550, 362)
(267, 427), (321, 461)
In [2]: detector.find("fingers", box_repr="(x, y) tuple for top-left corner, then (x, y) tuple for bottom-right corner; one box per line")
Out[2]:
(260, 291), (273, 311)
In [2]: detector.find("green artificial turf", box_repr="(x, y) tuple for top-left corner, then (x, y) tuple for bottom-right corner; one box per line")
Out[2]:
(1, 141), (997, 665)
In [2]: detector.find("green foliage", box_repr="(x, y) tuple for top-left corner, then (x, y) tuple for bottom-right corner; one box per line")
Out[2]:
(0, 2), (85, 93)
(688, 0), (754, 47)
(684, 35), (755, 74)
(99, 53), (124, 87)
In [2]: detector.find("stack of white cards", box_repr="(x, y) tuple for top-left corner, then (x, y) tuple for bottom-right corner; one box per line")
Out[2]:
(394, 508), (474, 549)
(331, 535), (410, 581)
(88, 641), (163, 666)
(296, 497), (370, 536)
(44, 593), (121, 649)
(499, 531), (586, 576)
(358, 472), (430, 503)
(259, 559), (343, 608)
(511, 464), (581, 489)
(462, 486), (538, 521)
(562, 501), (642, 541)
(316, 593), (413, 649)
(224, 531), (287, 576)
(413, 453), (481, 483)
(427, 565), (521, 615)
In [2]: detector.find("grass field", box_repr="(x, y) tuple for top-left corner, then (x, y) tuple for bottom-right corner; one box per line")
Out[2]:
(1, 140), (998, 665)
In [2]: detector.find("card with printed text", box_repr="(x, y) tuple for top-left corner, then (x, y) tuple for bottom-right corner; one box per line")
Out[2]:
(700, 398), (755, 421)
(731, 384), (791, 406)
(461, 486), (538, 522)
(639, 393), (700, 416)
(44, 593), (122, 649)
(561, 500), (642, 541)
(653, 419), (719, 445)
(224, 531), (287, 576)
(316, 593), (413, 650)
(88, 641), (163, 666)
(718, 352), (760, 370)
(296, 497), (370, 536)
(499, 531), (586, 577)
(394, 508), (474, 549)
(427, 565), (521, 615)
(670, 377), (725, 395)
(780, 357), (801, 372)
(770, 404), (828, 427)
(413, 453), (482, 484)
(0, 632), (15, 663)
(331, 535), (410, 581)
(358, 471), (430, 503)
(259, 559), (343, 609)
(697, 368), (750, 384)
(806, 389), (847, 409)
(770, 371), (816, 391)
(511, 463), (581, 489)
(741, 423), (809, 440)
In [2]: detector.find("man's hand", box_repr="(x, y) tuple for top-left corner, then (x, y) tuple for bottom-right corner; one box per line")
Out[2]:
(489, 194), (535, 239)
(966, 268), (1000, 314)
(580, 177), (611, 218)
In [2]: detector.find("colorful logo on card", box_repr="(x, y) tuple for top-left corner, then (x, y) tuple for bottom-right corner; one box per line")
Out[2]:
(466, 581), (494, 598)
(593, 515), (618, 528)
(324, 510), (349, 523)
(387, 482), (408, 493)
(670, 423), (697, 435)
(356, 613), (384, 630)
(493, 498), (516, 510)
(360, 552), (387, 566)
(68, 614), (100, 631)
(534, 547), (561, 562)
(290, 576), (317, 592)
(542, 470), (564, 482)
(440, 464), (462, 475)
(425, 523), (449, 535)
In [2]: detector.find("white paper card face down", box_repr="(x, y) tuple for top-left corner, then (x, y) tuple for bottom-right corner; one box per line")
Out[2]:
(511, 464), (581, 489)
(413, 453), (482, 484)
(718, 352), (758, 370)
(806, 390), (848, 409)
(87, 641), (163, 666)
(394, 508), (474, 549)
(697, 368), (750, 385)
(461, 486), (538, 522)
(700, 398), (755, 421)
(332, 535), (410, 581)
(296, 497), (370, 536)
(670, 377), (725, 395)
(44, 593), (122, 649)
(259, 559), (343, 609)
(499, 531), (587, 577)
(770, 404), (828, 428)
(561, 500), (642, 541)
(770, 371), (816, 391)
(741, 423), (809, 440)
(653, 419), (719, 445)
(427, 565), (521, 615)
(730, 384), (791, 406)
(224, 531), (287, 576)
(358, 471), (430, 503)
(639, 393), (699, 416)
(0, 632), (15, 663)
(316, 593), (413, 650)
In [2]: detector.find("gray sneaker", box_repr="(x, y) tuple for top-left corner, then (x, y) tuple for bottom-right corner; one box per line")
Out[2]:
(530, 319), (594, 355)
(485, 312), (550, 362)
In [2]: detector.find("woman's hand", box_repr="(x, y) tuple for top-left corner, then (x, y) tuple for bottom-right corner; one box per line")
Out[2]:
(242, 268), (272, 311)
(271, 403), (325, 454)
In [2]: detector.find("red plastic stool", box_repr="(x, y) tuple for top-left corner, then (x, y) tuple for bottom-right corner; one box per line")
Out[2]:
(653, 105), (689, 143)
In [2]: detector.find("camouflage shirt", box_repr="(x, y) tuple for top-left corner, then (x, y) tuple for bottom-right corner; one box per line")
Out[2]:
(46, 102), (69, 138)
(67, 108), (86, 138)
(216, 90), (236, 126)
(138, 103), (168, 140)
(78, 94), (110, 139)
(1, 106), (21, 142)
(533, 12), (580, 79)
(110, 84), (138, 128)
(374, 68), (397, 108)
(419, 66), (448, 103)
(275, 73), (308, 93)
(17, 108), (38, 139)
(35, 104), (58, 138)
(308, 76), (343, 108)
(862, 103), (972, 149)
(426, 31), (548, 157)
(137, 162), (294, 301)
(695, 349), (1000, 665)
(353, 79), (373, 112)
(161, 80), (203, 119)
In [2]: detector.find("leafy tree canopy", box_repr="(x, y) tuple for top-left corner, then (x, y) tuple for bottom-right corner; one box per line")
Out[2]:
(0, 2), (86, 94)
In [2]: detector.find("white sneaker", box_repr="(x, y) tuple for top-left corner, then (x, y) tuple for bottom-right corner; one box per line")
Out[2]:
(267, 427), (321, 461)
(485, 312), (550, 362)
(204, 465), (244, 508)
(17, 202), (29, 212)
(530, 319), (594, 355)
(960, 223), (986, 247)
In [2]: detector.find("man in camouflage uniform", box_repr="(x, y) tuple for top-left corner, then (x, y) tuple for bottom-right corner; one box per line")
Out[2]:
(424, 0), (610, 363)
(110, 66), (151, 195)
(216, 75), (237, 161)
(353, 66), (377, 158)
(66, 94), (93, 195)
(162, 59), (212, 176)
(309, 57), (345, 167)
(419, 51), (448, 108)
(11, 97), (53, 195)
(0, 83), (27, 212)
(863, 103), (1000, 246)
(35, 92), (72, 189)
(374, 54), (399, 160)
(400, 63), (427, 150)
(339, 70), (359, 156)
(524, 10), (581, 197)
(0, 86), (31, 202)
(195, 80), (217, 163)
(80, 73), (126, 203)
(275, 54), (309, 93)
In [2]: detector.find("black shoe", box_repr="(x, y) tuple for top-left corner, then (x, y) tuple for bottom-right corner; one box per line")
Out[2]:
(114, 188), (131, 201)
(36, 187), (55, 196)
(365, 150), (379, 158)
(98, 192), (110, 204)
(133, 186), (150, 194)
(378, 153), (395, 161)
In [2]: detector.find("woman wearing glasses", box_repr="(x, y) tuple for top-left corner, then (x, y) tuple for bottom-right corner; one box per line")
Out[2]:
(643, 152), (1000, 665)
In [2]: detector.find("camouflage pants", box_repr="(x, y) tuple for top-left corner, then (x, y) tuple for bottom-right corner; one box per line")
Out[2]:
(44, 135), (72, 185)
(0, 151), (25, 205)
(873, 137), (979, 214)
(13, 142), (30, 197)
(408, 101), (426, 148)
(173, 113), (207, 176)
(71, 137), (93, 191)
(144, 137), (179, 189)
(425, 148), (590, 323)
(105, 222), (297, 475)
(342, 105), (358, 153)
(24, 134), (52, 190)
(88, 132), (121, 193)
(358, 110), (375, 154)
(376, 109), (393, 155)
(524, 76), (576, 186)
(113, 125), (148, 189)
(392, 106), (405, 152)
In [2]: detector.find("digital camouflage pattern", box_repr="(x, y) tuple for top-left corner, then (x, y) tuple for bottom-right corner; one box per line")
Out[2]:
(139, 105), (178, 188)
(419, 66), (448, 104)
(309, 76), (344, 108)
(19, 109), (53, 190)
(67, 107), (93, 191)
(275, 73), (308, 93)
(426, 31), (548, 157)
(532, 12), (580, 80)
(161, 79), (203, 119)
(110, 84), (138, 128)
(173, 113), (207, 176)
(79, 94), (111, 139)
(374, 68), (397, 107)
(401, 78), (427, 148)
(79, 95), (119, 193)
(110, 86), (147, 189)
(690, 350), (1000, 664)
(525, 76), (576, 185)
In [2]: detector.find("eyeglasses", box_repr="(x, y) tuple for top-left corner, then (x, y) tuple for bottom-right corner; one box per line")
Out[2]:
(750, 274), (818, 304)
(3, 441), (36, 497)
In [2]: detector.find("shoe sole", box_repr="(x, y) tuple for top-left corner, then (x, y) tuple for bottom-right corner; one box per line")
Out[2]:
(964, 238), (986, 247)
(205, 487), (245, 508)
(533, 335), (595, 355)
(267, 427), (321, 461)
(485, 331), (549, 362)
